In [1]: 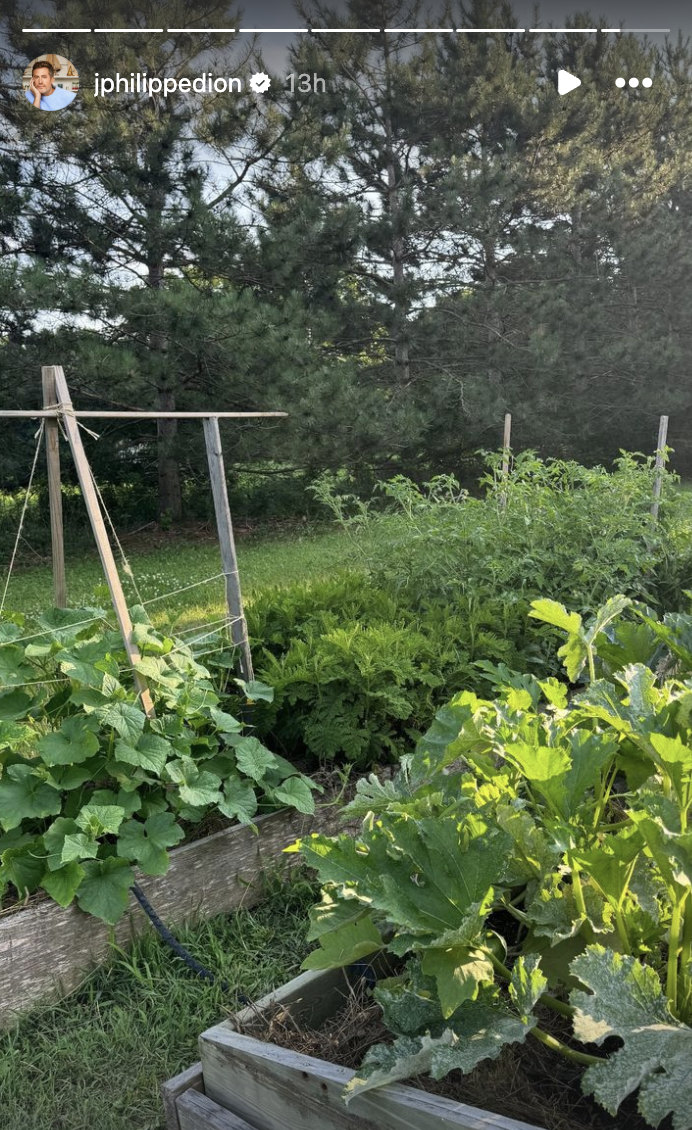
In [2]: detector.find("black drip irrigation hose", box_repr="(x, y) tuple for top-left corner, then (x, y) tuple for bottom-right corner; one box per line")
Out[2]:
(131, 883), (250, 1005)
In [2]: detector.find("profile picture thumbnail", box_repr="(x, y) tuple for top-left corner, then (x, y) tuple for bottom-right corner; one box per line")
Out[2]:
(23, 53), (79, 111)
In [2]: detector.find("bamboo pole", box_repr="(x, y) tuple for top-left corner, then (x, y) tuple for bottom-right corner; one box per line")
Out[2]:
(203, 417), (254, 683)
(651, 415), (669, 524)
(41, 368), (66, 607)
(49, 367), (155, 717)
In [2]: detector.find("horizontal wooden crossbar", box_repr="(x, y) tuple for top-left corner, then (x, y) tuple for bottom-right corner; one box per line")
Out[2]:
(0, 410), (288, 419)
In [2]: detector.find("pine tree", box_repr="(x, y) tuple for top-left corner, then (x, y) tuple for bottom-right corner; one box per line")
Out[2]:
(410, 5), (692, 468)
(0, 0), (278, 519)
(287, 1), (444, 411)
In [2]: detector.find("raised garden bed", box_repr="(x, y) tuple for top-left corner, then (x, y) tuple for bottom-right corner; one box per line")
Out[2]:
(0, 805), (342, 1029)
(162, 965), (542, 1130)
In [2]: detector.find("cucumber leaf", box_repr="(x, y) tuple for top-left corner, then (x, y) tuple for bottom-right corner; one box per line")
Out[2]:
(0, 765), (61, 831)
(76, 857), (135, 924)
(40, 861), (85, 906)
(76, 804), (126, 838)
(217, 775), (258, 825)
(272, 775), (316, 815)
(0, 690), (32, 721)
(95, 701), (146, 743)
(165, 759), (222, 807)
(37, 716), (100, 766)
(116, 812), (184, 875)
(0, 840), (46, 896)
(114, 734), (170, 776)
(235, 737), (278, 781)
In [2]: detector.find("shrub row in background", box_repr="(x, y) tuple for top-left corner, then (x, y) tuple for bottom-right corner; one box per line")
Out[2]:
(314, 451), (692, 613)
(241, 576), (525, 769)
(229, 453), (692, 769)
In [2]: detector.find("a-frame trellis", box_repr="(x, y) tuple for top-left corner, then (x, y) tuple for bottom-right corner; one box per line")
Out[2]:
(1, 366), (287, 716)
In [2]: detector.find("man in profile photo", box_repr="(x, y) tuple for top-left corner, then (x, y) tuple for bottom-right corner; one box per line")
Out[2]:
(26, 60), (76, 110)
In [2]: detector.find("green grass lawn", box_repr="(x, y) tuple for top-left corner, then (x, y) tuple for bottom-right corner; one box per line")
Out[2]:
(0, 872), (316, 1130)
(1, 524), (367, 630)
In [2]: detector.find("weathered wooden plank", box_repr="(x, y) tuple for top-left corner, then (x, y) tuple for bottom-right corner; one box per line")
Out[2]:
(0, 803), (343, 1029)
(178, 1089), (258, 1130)
(203, 416), (253, 682)
(232, 966), (380, 1034)
(162, 1062), (205, 1130)
(0, 410), (287, 419)
(200, 1027), (542, 1130)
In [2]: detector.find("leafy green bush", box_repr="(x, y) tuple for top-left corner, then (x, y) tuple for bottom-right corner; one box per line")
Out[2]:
(238, 576), (525, 768)
(0, 606), (319, 924)
(313, 450), (692, 615)
(235, 451), (692, 771)
(223, 453), (692, 772)
(246, 575), (409, 657)
(295, 595), (692, 1127)
(253, 623), (442, 767)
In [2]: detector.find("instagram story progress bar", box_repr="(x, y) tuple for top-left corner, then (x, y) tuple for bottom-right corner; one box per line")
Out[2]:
(21, 25), (672, 34)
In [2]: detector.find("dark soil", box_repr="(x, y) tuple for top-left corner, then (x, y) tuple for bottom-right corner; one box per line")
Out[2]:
(239, 981), (670, 1130)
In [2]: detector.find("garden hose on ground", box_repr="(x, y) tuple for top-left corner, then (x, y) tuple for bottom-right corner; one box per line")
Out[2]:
(131, 882), (250, 1004)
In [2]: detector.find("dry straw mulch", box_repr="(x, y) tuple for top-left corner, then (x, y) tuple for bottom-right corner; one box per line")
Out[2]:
(234, 981), (668, 1130)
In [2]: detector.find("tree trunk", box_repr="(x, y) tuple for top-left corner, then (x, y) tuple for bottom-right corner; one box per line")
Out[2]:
(484, 236), (503, 393)
(156, 386), (183, 522)
(148, 242), (182, 522)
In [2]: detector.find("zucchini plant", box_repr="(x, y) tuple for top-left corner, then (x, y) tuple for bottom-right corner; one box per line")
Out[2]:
(294, 595), (692, 1127)
(0, 605), (319, 924)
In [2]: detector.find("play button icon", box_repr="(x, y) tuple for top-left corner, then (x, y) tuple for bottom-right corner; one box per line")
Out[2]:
(557, 69), (582, 96)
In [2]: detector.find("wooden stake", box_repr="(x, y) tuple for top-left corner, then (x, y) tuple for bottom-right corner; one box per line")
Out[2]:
(42, 367), (66, 608)
(500, 412), (512, 509)
(651, 414), (669, 523)
(49, 367), (155, 717)
(502, 412), (512, 479)
(203, 417), (254, 683)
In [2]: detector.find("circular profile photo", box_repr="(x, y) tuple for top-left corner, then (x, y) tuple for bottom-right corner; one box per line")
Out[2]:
(22, 53), (79, 111)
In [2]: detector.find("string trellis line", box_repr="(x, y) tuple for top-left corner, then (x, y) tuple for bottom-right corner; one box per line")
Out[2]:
(75, 419), (147, 608)
(175, 615), (238, 639)
(166, 619), (242, 653)
(1, 422), (46, 618)
(0, 613), (115, 649)
(141, 572), (237, 606)
(1, 677), (69, 691)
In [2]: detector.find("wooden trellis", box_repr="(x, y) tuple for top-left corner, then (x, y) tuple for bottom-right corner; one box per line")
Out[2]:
(1, 365), (288, 708)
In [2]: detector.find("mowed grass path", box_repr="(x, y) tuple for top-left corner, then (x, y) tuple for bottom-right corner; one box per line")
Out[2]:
(0, 877), (316, 1130)
(1, 525), (365, 628)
